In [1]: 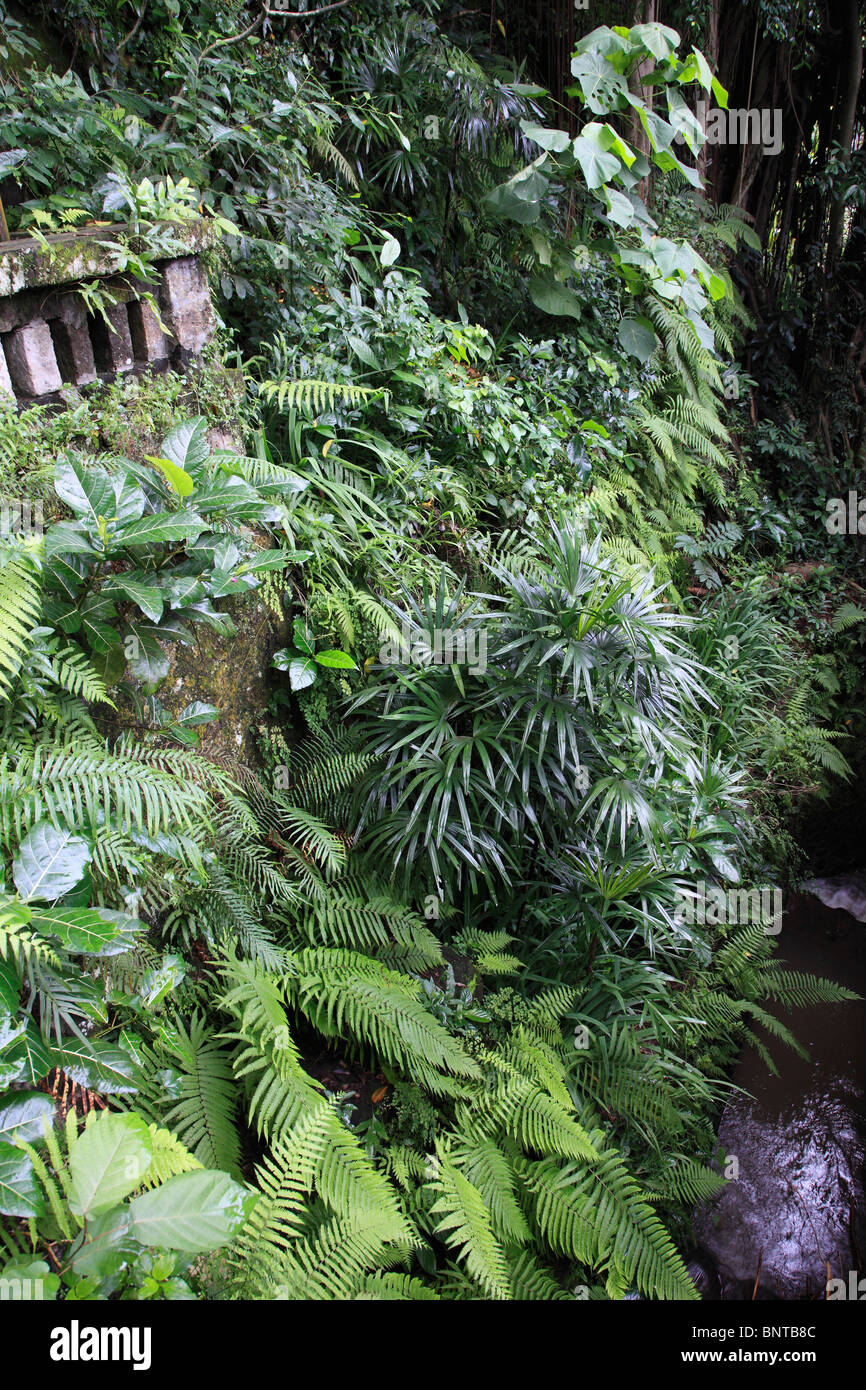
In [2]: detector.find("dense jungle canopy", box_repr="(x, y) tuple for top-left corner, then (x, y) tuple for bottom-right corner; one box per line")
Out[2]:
(0, 0), (864, 1325)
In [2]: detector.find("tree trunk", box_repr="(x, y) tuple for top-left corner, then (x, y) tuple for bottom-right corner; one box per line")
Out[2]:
(827, 0), (863, 267)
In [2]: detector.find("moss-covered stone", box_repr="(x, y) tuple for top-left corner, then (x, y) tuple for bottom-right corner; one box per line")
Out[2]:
(104, 592), (288, 768)
(0, 221), (215, 296)
(159, 597), (288, 765)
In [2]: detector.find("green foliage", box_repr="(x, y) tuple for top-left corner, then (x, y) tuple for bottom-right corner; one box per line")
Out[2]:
(0, 1), (859, 1308)
(2, 1108), (254, 1298)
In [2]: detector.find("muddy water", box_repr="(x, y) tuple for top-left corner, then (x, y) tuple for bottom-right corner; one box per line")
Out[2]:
(692, 890), (866, 1300)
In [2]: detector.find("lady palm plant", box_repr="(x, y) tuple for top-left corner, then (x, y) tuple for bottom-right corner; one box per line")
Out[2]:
(350, 520), (710, 899)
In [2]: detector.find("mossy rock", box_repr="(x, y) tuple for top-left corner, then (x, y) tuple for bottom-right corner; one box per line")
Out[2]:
(106, 593), (288, 768)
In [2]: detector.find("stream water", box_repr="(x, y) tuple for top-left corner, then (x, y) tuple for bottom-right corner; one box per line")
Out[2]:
(690, 886), (866, 1300)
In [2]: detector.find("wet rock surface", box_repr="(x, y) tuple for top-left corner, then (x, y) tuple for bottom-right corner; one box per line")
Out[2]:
(693, 894), (866, 1299)
(804, 869), (866, 923)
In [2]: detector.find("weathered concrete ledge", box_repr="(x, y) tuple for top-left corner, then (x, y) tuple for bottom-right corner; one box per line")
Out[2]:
(0, 220), (214, 297)
(0, 220), (218, 404)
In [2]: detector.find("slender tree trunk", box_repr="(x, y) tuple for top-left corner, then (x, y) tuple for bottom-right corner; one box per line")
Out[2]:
(630, 0), (657, 203)
(699, 0), (721, 192)
(827, 0), (863, 267)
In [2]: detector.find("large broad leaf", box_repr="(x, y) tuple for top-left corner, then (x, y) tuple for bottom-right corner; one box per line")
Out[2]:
(176, 701), (219, 727)
(2, 1023), (52, 1086)
(79, 590), (119, 653)
(289, 657), (317, 691)
(191, 473), (264, 515)
(70, 1206), (136, 1279)
(139, 953), (187, 1007)
(102, 575), (164, 624)
(123, 621), (170, 690)
(569, 51), (628, 113)
(529, 274), (583, 321)
(28, 905), (129, 955)
(243, 548), (293, 575)
(519, 121), (571, 153)
(53, 1040), (138, 1094)
(183, 601), (235, 636)
(652, 144), (702, 188)
(292, 620), (314, 656)
(272, 648), (317, 689)
(145, 455), (195, 498)
(44, 521), (97, 560)
(667, 88), (704, 155)
(111, 476), (147, 525)
(629, 22), (679, 60)
(485, 164), (549, 224)
(603, 188), (636, 229)
(0, 1142), (43, 1218)
(160, 418), (210, 475)
(68, 1112), (153, 1219)
(161, 576), (207, 609)
(54, 456), (115, 525)
(115, 510), (206, 547)
(617, 317), (658, 363)
(636, 105), (677, 155)
(127, 1170), (258, 1252)
(12, 822), (93, 903)
(0, 1092), (54, 1145)
(347, 334), (381, 370)
(314, 649), (358, 670)
(88, 641), (127, 688)
(572, 130), (621, 189)
(84, 909), (145, 958)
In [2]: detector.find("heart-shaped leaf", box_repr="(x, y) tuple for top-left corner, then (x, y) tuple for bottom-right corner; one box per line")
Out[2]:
(617, 316), (658, 363)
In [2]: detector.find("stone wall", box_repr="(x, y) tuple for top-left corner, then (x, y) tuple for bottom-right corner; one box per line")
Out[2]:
(0, 222), (217, 404)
